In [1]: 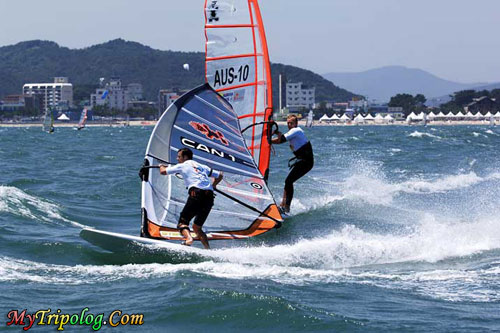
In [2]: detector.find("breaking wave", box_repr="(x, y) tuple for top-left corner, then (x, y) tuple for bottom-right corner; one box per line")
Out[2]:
(0, 186), (84, 228)
(339, 171), (500, 206)
(3, 211), (499, 302)
(408, 131), (441, 139)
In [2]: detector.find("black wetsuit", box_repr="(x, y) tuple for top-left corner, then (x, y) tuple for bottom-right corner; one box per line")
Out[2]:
(284, 141), (314, 206)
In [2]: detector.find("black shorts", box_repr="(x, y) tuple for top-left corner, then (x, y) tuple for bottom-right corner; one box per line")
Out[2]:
(179, 187), (214, 227)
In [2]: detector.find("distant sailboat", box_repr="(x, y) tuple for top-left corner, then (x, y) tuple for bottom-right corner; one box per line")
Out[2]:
(306, 110), (314, 128)
(77, 108), (88, 130)
(42, 109), (54, 133)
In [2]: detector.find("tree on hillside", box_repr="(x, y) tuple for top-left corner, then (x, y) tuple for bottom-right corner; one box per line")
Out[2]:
(488, 89), (500, 100)
(414, 94), (426, 105)
(0, 40), (361, 107)
(452, 90), (477, 106)
(389, 93), (415, 115)
(439, 89), (498, 112)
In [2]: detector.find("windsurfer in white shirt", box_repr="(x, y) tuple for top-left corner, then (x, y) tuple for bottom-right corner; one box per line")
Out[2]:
(271, 114), (314, 214)
(159, 148), (223, 249)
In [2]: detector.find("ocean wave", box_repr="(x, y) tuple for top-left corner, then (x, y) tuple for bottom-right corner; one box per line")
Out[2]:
(0, 186), (84, 228)
(291, 194), (345, 214)
(339, 171), (500, 206)
(4, 213), (499, 301)
(472, 132), (488, 138)
(408, 131), (441, 139)
(212, 215), (500, 268)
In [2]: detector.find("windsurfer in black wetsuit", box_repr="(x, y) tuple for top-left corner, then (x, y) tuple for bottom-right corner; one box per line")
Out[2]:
(271, 114), (314, 214)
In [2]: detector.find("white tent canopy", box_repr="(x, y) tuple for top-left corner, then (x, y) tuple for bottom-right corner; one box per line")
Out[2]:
(57, 113), (69, 121)
(319, 114), (329, 122)
(364, 113), (375, 120)
(407, 112), (417, 119)
(354, 113), (365, 123)
(374, 114), (384, 123)
(329, 114), (340, 121)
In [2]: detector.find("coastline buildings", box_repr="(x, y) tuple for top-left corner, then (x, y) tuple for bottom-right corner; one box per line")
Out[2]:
(89, 78), (143, 111)
(465, 96), (499, 114)
(286, 82), (315, 112)
(158, 89), (187, 115)
(0, 95), (37, 112)
(23, 77), (73, 112)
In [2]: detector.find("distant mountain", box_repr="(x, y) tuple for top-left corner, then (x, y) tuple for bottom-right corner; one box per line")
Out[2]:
(0, 39), (358, 108)
(323, 66), (490, 102)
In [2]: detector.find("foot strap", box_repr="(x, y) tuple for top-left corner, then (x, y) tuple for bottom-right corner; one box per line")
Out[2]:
(177, 222), (190, 234)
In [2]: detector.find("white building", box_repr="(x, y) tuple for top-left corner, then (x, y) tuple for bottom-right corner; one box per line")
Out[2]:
(90, 78), (143, 111)
(349, 99), (368, 110)
(90, 88), (108, 108)
(105, 78), (128, 110)
(286, 82), (315, 111)
(23, 77), (73, 112)
(127, 83), (143, 101)
(158, 89), (186, 115)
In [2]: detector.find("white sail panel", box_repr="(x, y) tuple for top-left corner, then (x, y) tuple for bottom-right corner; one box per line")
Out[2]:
(205, 0), (274, 178)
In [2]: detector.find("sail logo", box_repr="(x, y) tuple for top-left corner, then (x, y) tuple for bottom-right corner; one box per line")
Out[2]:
(208, 1), (219, 22)
(181, 137), (254, 168)
(213, 65), (250, 88)
(189, 121), (229, 146)
(223, 89), (246, 103)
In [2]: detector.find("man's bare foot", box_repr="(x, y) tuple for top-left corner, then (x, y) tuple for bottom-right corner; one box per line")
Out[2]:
(279, 205), (290, 215)
(183, 238), (193, 246)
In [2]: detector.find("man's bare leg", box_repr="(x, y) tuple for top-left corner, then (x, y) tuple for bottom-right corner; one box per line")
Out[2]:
(280, 189), (290, 213)
(179, 224), (193, 246)
(193, 224), (210, 249)
(280, 189), (287, 207)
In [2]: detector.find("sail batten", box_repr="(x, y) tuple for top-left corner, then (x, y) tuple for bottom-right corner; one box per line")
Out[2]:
(169, 147), (262, 179)
(172, 125), (253, 162)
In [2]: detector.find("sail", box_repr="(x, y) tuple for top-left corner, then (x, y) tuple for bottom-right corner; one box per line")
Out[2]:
(204, 0), (273, 179)
(306, 110), (314, 128)
(141, 84), (282, 241)
(42, 110), (54, 133)
(77, 108), (88, 129)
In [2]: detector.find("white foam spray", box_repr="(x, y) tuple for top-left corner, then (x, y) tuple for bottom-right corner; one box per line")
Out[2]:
(0, 186), (84, 228)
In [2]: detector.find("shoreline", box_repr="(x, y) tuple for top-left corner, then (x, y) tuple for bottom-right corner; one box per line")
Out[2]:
(0, 120), (157, 127)
(0, 120), (497, 127)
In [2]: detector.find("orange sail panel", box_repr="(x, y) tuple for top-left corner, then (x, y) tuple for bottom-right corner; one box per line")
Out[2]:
(204, 0), (273, 179)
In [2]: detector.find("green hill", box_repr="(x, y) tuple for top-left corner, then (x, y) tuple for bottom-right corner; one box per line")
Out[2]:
(0, 39), (359, 107)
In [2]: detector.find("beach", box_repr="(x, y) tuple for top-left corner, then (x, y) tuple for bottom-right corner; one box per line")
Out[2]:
(1, 119), (498, 128)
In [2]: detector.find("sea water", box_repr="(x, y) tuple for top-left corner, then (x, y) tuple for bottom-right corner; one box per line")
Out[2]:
(0, 125), (499, 332)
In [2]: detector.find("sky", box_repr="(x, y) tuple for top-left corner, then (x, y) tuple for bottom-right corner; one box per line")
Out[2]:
(1, 0), (499, 84)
